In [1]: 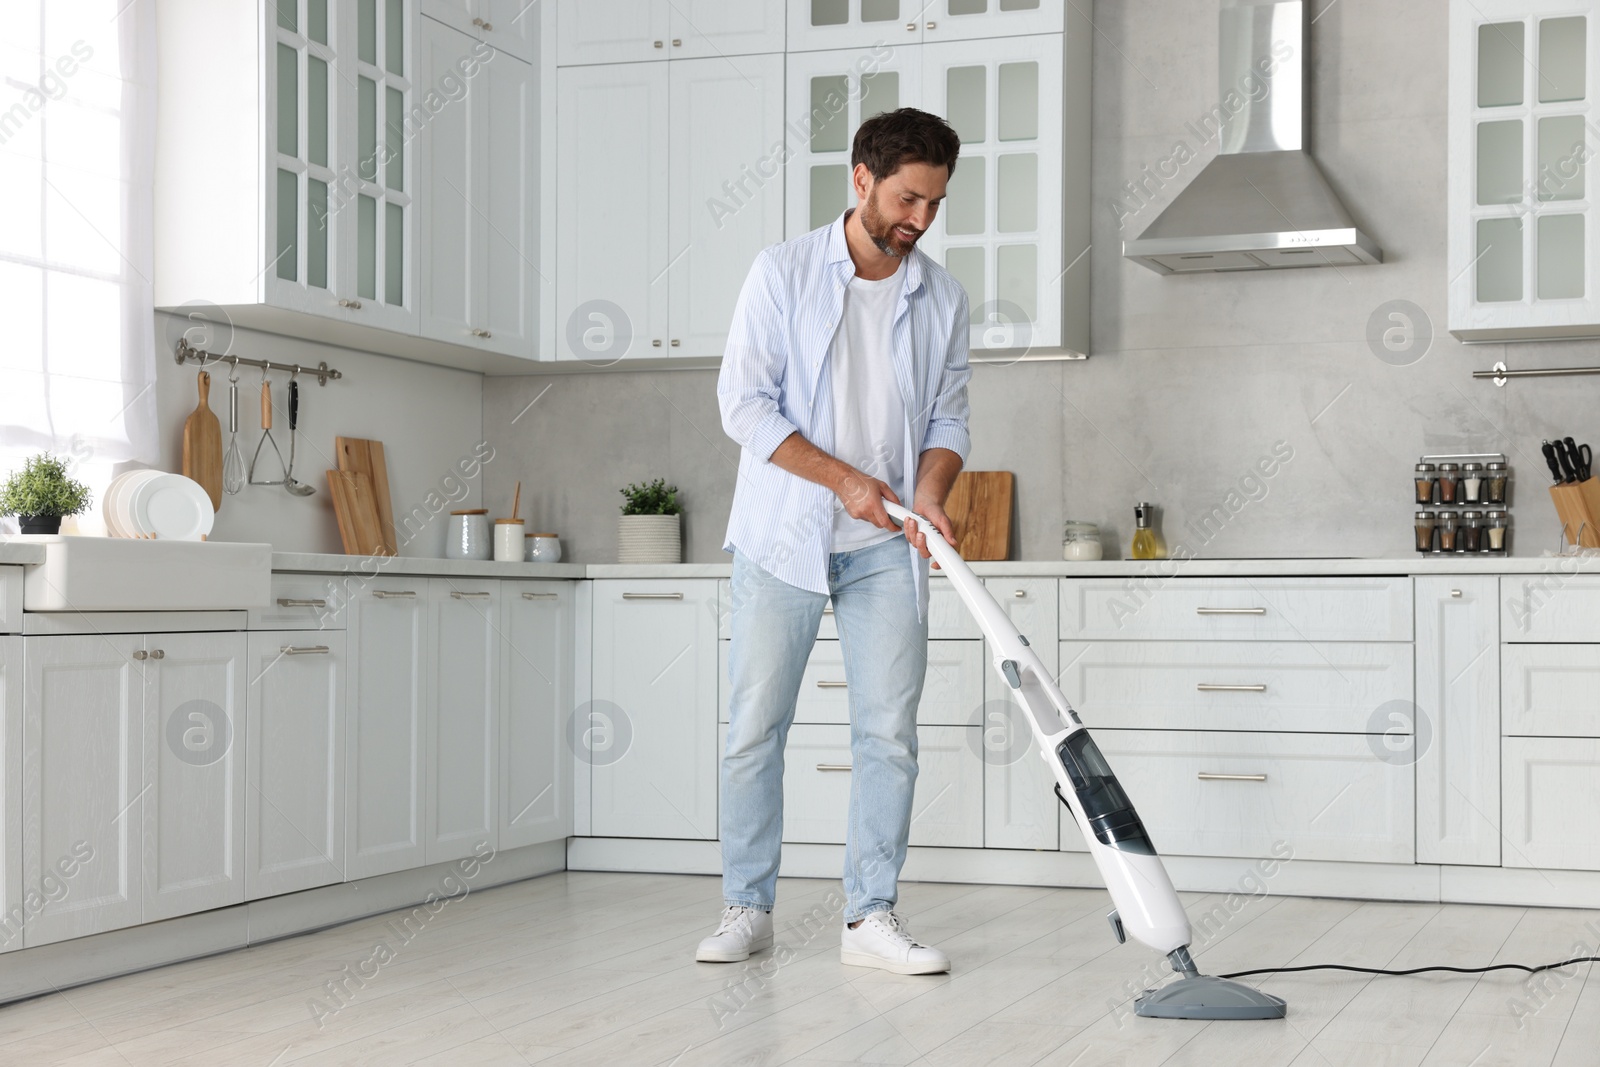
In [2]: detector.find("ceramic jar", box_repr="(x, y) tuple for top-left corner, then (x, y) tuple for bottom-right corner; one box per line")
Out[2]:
(525, 532), (562, 563)
(446, 509), (491, 560)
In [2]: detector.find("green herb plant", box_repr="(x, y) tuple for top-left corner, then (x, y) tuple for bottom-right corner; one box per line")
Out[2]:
(0, 453), (92, 518)
(619, 479), (683, 516)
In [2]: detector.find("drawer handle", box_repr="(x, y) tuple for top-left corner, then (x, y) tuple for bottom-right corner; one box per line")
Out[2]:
(816, 680), (848, 689)
(277, 597), (327, 608)
(281, 645), (330, 656)
(822, 605), (834, 615)
(1196, 607), (1267, 616)
(1198, 772), (1268, 782)
(1196, 684), (1268, 693)
(450, 591), (492, 600)
(372, 590), (416, 599)
(522, 591), (559, 600)
(1013, 589), (1026, 598)
(816, 763), (852, 772)
(623, 592), (683, 600)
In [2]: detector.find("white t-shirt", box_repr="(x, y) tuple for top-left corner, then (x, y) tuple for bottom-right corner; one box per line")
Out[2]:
(830, 258), (908, 552)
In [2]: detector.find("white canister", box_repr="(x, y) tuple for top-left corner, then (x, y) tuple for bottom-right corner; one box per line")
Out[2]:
(446, 509), (491, 560)
(1062, 521), (1104, 561)
(525, 532), (563, 563)
(494, 518), (525, 561)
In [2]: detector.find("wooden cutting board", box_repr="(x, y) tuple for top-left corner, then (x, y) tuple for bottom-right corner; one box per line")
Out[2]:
(944, 471), (1014, 560)
(335, 437), (397, 555)
(327, 469), (387, 555)
(181, 371), (223, 511)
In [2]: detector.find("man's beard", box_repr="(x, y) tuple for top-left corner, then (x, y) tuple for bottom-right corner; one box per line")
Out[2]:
(859, 189), (923, 258)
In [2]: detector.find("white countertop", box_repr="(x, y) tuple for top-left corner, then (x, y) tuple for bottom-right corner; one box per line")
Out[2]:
(0, 541), (48, 566)
(271, 551), (586, 579)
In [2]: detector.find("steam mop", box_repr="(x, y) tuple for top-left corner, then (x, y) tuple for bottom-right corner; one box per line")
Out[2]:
(882, 502), (1287, 1021)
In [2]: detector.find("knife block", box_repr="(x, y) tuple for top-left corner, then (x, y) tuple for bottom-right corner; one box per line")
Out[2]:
(1549, 478), (1600, 547)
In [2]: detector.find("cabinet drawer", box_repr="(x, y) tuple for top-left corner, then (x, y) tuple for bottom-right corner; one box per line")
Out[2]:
(1060, 730), (1413, 863)
(1503, 644), (1600, 737)
(717, 576), (979, 641)
(1058, 641), (1413, 733)
(248, 574), (347, 631)
(1502, 575), (1600, 642)
(1060, 578), (1413, 642)
(725, 723), (981, 848)
(718, 640), (981, 726)
(1503, 737), (1600, 871)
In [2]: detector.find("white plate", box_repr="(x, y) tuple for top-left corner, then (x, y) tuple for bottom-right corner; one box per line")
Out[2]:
(106, 470), (160, 538)
(129, 473), (213, 541)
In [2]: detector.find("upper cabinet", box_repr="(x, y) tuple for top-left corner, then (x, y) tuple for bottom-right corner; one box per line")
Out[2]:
(1450, 1), (1600, 341)
(788, 0), (1063, 51)
(556, 0), (785, 65)
(420, 0), (539, 61)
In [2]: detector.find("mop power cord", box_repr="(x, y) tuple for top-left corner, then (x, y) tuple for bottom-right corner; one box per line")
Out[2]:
(883, 503), (1285, 1021)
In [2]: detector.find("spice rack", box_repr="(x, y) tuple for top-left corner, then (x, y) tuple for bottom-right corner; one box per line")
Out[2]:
(1413, 453), (1511, 555)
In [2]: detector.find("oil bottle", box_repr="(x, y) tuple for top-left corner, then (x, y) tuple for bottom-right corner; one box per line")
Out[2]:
(1130, 502), (1163, 560)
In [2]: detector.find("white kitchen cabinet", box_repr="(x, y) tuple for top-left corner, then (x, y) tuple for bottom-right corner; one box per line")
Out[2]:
(1415, 577), (1501, 867)
(1059, 577), (1415, 642)
(1503, 736), (1600, 870)
(427, 579), (500, 862)
(1502, 643), (1600, 736)
(788, 0), (1064, 52)
(0, 639), (20, 953)
(154, 0), (418, 334)
(555, 54), (784, 361)
(345, 580), (429, 879)
(421, 0), (538, 61)
(21, 636), (144, 946)
(1449, 1), (1600, 340)
(500, 584), (573, 848)
(591, 581), (719, 839)
(982, 578), (1059, 850)
(142, 633), (247, 923)
(245, 632), (345, 900)
(556, 0), (783, 65)
(418, 16), (539, 356)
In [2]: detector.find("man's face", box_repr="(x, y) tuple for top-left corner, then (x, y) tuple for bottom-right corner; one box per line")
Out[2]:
(856, 162), (949, 258)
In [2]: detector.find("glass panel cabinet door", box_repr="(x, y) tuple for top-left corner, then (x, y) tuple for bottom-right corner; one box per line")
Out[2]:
(342, 0), (417, 330)
(920, 34), (1063, 350)
(783, 45), (923, 237)
(266, 0), (343, 315)
(921, 0), (1064, 44)
(787, 0), (922, 53)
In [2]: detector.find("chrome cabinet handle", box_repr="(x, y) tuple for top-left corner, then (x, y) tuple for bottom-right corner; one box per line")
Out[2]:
(670, 339), (680, 346)
(816, 763), (852, 772)
(1196, 607), (1267, 616)
(338, 298), (363, 310)
(482, 20), (493, 30)
(1450, 589), (1463, 598)
(472, 16), (485, 26)
(132, 649), (148, 661)
(672, 38), (681, 45)
(652, 339), (663, 346)
(277, 597), (327, 608)
(816, 680), (848, 689)
(522, 591), (559, 600)
(926, 20), (937, 28)
(450, 591), (492, 600)
(281, 645), (330, 655)
(653, 39), (663, 47)
(1198, 772), (1268, 782)
(1196, 683), (1268, 693)
(150, 649), (165, 660)
(623, 592), (683, 600)
(822, 605), (834, 615)
(471, 328), (492, 338)
(1013, 589), (1026, 598)
(372, 590), (416, 599)
(905, 21), (916, 30)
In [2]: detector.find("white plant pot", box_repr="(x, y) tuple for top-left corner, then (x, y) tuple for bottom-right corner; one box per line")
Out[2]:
(618, 514), (681, 564)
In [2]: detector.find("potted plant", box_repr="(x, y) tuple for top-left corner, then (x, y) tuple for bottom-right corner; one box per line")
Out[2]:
(0, 453), (92, 535)
(618, 479), (683, 564)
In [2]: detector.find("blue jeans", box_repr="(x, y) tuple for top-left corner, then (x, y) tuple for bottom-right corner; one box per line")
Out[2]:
(722, 537), (928, 923)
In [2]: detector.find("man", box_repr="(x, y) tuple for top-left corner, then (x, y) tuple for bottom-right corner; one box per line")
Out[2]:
(701, 108), (972, 975)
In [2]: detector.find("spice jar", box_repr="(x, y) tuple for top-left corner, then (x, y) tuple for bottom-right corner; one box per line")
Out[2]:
(1461, 463), (1485, 504)
(1414, 511), (1436, 554)
(1460, 510), (1484, 553)
(1062, 521), (1103, 561)
(1486, 510), (1509, 554)
(1437, 511), (1459, 553)
(1485, 461), (1509, 505)
(1414, 462), (1437, 506)
(1437, 463), (1461, 505)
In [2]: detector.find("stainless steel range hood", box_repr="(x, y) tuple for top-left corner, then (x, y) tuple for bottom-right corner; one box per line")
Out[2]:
(1122, 0), (1382, 274)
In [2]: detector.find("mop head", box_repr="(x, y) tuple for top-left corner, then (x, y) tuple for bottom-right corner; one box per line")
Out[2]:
(1134, 976), (1287, 1020)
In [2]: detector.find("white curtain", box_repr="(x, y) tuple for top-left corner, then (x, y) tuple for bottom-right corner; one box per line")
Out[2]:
(0, 0), (160, 527)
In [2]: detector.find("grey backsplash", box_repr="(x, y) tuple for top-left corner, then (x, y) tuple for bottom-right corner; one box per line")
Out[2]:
(485, 0), (1600, 563)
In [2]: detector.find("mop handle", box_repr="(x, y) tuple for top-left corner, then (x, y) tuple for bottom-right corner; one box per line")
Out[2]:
(882, 501), (968, 577)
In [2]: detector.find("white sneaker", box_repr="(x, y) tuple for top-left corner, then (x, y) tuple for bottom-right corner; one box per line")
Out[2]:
(695, 905), (774, 963)
(840, 910), (950, 975)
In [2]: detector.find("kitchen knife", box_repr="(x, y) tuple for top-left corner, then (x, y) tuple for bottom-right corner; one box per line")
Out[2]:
(1563, 436), (1592, 481)
(1555, 439), (1580, 483)
(1544, 440), (1567, 483)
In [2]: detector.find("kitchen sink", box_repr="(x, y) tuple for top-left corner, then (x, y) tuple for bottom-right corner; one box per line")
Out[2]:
(16, 536), (272, 611)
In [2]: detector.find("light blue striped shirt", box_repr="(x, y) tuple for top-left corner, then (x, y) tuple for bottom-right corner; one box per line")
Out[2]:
(718, 212), (972, 617)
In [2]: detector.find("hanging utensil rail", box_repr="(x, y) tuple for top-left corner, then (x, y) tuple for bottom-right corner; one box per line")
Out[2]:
(174, 338), (342, 386)
(1475, 360), (1600, 387)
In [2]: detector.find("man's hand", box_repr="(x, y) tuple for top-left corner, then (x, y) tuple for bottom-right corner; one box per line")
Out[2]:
(901, 499), (955, 569)
(835, 467), (901, 532)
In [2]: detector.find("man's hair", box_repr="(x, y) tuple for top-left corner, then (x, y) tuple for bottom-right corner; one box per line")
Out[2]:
(851, 108), (960, 182)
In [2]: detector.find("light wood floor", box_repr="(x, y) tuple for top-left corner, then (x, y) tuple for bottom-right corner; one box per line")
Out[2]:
(1, 870), (1596, 1065)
